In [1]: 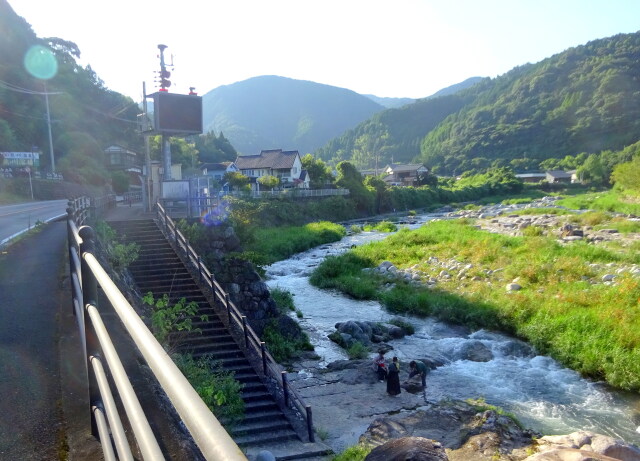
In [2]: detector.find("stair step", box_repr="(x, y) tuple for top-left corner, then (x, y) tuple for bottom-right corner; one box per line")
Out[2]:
(231, 419), (292, 437)
(233, 429), (298, 447)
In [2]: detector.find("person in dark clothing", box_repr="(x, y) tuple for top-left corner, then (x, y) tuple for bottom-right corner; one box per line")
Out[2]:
(386, 356), (401, 396)
(373, 351), (387, 381)
(408, 360), (428, 388)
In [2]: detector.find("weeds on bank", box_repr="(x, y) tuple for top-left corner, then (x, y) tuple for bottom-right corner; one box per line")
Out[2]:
(332, 444), (372, 461)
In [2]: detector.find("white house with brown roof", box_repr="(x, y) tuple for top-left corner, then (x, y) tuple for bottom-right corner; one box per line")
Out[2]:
(235, 149), (310, 190)
(383, 163), (429, 186)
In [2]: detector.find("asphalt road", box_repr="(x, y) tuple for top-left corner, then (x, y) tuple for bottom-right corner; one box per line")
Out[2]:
(0, 220), (68, 459)
(0, 200), (68, 246)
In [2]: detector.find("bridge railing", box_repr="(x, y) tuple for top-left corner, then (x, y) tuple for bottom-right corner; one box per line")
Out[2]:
(156, 203), (316, 442)
(67, 198), (248, 460)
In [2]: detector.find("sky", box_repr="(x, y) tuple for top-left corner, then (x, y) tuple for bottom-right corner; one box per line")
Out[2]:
(8, 0), (640, 101)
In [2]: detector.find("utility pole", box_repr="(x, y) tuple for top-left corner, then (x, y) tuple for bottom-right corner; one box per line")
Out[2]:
(158, 44), (172, 180)
(43, 82), (55, 174)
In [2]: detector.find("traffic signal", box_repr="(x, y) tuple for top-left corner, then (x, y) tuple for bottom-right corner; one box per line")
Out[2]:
(160, 69), (171, 90)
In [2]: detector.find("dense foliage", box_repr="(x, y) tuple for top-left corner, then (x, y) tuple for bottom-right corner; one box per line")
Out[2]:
(0, 0), (141, 177)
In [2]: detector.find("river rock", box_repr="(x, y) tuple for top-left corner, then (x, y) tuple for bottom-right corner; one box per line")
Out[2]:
(364, 437), (449, 461)
(529, 431), (640, 461)
(506, 282), (522, 291)
(455, 340), (493, 362)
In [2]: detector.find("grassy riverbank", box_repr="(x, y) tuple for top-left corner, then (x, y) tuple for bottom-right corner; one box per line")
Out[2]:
(245, 221), (346, 265)
(310, 218), (640, 391)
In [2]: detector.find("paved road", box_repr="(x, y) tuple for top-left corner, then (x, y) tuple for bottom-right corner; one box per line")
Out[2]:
(0, 200), (68, 245)
(0, 221), (68, 459)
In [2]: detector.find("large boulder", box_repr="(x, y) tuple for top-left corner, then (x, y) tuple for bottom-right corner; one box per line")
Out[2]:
(365, 437), (448, 461)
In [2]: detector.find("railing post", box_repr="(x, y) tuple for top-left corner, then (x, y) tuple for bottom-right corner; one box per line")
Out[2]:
(241, 316), (248, 348)
(282, 371), (289, 407)
(260, 342), (267, 375)
(306, 405), (315, 442)
(225, 293), (231, 325)
(78, 225), (102, 438)
(198, 256), (203, 282)
(210, 272), (216, 298)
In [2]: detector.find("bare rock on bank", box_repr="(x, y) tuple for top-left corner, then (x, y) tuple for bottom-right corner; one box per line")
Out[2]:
(364, 437), (449, 461)
(359, 401), (539, 461)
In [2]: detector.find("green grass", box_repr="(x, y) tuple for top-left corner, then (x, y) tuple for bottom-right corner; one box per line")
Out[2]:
(558, 189), (640, 215)
(247, 221), (346, 264)
(332, 444), (372, 461)
(310, 219), (640, 391)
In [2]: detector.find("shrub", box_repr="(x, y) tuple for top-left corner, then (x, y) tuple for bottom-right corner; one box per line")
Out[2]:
(347, 341), (368, 359)
(263, 321), (313, 363)
(174, 354), (244, 425)
(142, 292), (208, 348)
(271, 287), (296, 313)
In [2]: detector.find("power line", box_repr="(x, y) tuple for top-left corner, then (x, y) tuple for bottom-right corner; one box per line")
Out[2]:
(0, 78), (62, 95)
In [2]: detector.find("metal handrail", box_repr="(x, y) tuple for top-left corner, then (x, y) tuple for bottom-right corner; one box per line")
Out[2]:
(155, 203), (316, 442)
(67, 199), (248, 460)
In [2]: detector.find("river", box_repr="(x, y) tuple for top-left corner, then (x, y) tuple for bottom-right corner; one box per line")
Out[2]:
(265, 212), (640, 445)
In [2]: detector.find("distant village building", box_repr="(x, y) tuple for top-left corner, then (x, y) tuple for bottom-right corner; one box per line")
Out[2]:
(200, 161), (238, 181)
(235, 149), (310, 190)
(515, 172), (547, 183)
(545, 170), (572, 184)
(383, 163), (429, 186)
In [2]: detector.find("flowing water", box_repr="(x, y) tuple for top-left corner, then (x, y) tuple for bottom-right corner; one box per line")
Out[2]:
(265, 214), (640, 445)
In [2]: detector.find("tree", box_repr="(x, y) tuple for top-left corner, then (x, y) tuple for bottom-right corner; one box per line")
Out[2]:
(223, 171), (250, 191)
(257, 175), (279, 190)
(111, 171), (130, 194)
(336, 161), (373, 213)
(301, 154), (333, 188)
(578, 154), (608, 185)
(611, 156), (640, 194)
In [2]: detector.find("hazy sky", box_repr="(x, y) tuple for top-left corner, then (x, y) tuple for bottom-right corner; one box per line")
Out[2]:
(9, 0), (640, 101)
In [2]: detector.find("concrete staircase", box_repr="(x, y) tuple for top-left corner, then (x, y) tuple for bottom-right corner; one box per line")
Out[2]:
(108, 219), (300, 448)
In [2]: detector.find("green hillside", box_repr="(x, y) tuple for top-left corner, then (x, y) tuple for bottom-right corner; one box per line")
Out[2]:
(420, 32), (640, 174)
(0, 0), (140, 180)
(201, 75), (385, 155)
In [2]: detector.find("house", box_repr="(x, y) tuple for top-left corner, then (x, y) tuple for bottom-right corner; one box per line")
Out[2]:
(104, 145), (141, 173)
(200, 162), (238, 182)
(235, 149), (310, 190)
(545, 170), (572, 184)
(515, 172), (546, 183)
(383, 163), (429, 186)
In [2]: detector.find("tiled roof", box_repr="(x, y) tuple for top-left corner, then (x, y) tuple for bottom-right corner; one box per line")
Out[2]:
(386, 163), (427, 173)
(546, 170), (572, 178)
(235, 149), (299, 170)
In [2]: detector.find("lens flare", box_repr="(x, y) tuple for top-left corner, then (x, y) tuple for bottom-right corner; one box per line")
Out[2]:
(24, 45), (58, 80)
(201, 200), (230, 226)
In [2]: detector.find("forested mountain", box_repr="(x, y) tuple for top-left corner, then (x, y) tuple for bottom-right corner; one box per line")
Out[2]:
(420, 33), (640, 174)
(0, 0), (140, 179)
(316, 33), (640, 175)
(314, 89), (478, 167)
(201, 75), (385, 156)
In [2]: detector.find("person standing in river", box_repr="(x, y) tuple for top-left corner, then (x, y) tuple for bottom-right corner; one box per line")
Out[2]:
(387, 356), (401, 396)
(407, 360), (428, 389)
